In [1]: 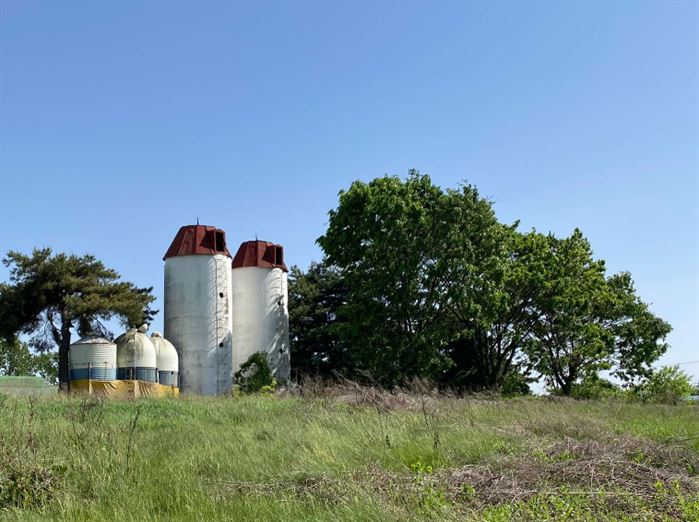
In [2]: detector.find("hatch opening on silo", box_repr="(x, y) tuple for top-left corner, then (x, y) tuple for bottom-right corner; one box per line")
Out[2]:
(215, 231), (226, 252)
(275, 246), (283, 266)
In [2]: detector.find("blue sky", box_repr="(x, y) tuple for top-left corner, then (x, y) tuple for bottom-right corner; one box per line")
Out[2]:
(0, 1), (697, 381)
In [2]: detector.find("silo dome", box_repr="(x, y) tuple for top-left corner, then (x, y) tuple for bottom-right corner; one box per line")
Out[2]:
(231, 240), (290, 383)
(151, 332), (179, 387)
(116, 329), (157, 382)
(69, 337), (117, 381)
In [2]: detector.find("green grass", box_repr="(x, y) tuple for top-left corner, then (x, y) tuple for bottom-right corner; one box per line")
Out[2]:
(0, 392), (697, 521)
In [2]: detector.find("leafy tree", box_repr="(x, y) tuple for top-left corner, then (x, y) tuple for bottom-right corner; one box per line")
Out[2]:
(0, 337), (58, 384)
(634, 365), (694, 405)
(500, 370), (533, 397)
(32, 351), (59, 384)
(318, 171), (521, 387)
(0, 337), (35, 376)
(0, 248), (156, 390)
(605, 272), (672, 383)
(568, 375), (622, 400)
(318, 172), (459, 384)
(317, 171), (671, 393)
(288, 261), (351, 379)
(525, 230), (671, 395)
(439, 228), (548, 390)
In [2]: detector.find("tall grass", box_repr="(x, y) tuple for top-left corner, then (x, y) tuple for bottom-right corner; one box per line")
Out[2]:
(0, 393), (696, 521)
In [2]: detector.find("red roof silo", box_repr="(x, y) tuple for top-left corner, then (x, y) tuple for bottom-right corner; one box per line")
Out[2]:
(163, 225), (231, 260)
(231, 240), (288, 272)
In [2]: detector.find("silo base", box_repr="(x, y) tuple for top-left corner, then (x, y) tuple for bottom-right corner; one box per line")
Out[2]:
(69, 380), (180, 398)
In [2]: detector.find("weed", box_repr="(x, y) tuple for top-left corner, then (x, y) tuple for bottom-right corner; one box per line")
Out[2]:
(0, 393), (696, 521)
(0, 397), (65, 509)
(124, 403), (142, 472)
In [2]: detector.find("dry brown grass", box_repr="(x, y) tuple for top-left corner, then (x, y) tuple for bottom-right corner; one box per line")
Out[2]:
(441, 437), (698, 505)
(213, 434), (698, 520)
(217, 382), (699, 520)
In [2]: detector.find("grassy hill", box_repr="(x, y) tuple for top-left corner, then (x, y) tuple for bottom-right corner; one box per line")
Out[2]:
(0, 389), (697, 521)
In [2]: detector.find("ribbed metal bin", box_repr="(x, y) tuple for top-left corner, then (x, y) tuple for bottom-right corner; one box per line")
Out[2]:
(158, 370), (179, 386)
(116, 367), (158, 382)
(69, 337), (117, 382)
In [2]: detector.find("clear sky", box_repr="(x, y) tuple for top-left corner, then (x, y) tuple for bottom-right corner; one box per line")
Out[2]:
(0, 1), (697, 381)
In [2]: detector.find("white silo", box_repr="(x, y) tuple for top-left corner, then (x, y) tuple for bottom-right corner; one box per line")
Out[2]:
(164, 225), (233, 395)
(151, 332), (179, 387)
(69, 337), (117, 381)
(116, 328), (157, 382)
(231, 240), (290, 382)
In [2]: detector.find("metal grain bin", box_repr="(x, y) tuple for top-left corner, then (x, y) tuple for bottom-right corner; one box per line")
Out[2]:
(116, 329), (157, 382)
(69, 337), (117, 381)
(151, 332), (179, 386)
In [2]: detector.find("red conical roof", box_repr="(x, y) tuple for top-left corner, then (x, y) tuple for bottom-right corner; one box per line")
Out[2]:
(163, 225), (231, 260)
(232, 240), (287, 271)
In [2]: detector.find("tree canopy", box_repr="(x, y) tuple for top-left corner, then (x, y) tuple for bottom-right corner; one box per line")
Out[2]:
(0, 248), (156, 390)
(288, 262), (350, 379)
(317, 173), (476, 384)
(524, 231), (671, 394)
(0, 336), (57, 384)
(294, 171), (671, 394)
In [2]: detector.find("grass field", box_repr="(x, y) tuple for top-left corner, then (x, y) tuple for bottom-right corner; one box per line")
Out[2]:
(0, 387), (697, 521)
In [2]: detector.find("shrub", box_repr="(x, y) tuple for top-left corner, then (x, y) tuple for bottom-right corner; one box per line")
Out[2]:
(501, 372), (531, 397)
(635, 366), (694, 405)
(0, 461), (65, 509)
(0, 397), (65, 509)
(234, 352), (275, 394)
(569, 376), (622, 400)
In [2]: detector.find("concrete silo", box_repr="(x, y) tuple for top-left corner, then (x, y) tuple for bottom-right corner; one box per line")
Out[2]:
(231, 240), (290, 382)
(164, 225), (233, 395)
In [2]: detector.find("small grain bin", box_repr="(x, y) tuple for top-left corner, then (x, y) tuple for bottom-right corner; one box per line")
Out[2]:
(151, 332), (179, 386)
(69, 337), (117, 381)
(116, 328), (157, 382)
(163, 225), (233, 395)
(231, 240), (290, 382)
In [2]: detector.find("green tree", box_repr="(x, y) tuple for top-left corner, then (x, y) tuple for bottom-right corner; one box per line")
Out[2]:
(0, 337), (59, 384)
(635, 365), (694, 405)
(568, 375), (622, 400)
(605, 272), (672, 383)
(525, 230), (671, 395)
(318, 173), (457, 384)
(0, 248), (156, 390)
(318, 171), (513, 386)
(0, 337), (35, 376)
(439, 228), (548, 390)
(317, 172), (671, 393)
(288, 261), (351, 379)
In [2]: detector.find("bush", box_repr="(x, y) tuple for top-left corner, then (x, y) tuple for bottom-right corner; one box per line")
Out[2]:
(234, 352), (276, 394)
(0, 461), (65, 509)
(570, 376), (622, 400)
(635, 366), (694, 405)
(501, 372), (531, 397)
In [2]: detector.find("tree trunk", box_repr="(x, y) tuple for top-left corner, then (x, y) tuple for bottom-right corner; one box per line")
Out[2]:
(560, 378), (573, 396)
(58, 318), (71, 392)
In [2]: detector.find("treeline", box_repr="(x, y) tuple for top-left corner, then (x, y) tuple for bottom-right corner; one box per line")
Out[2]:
(289, 171), (671, 395)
